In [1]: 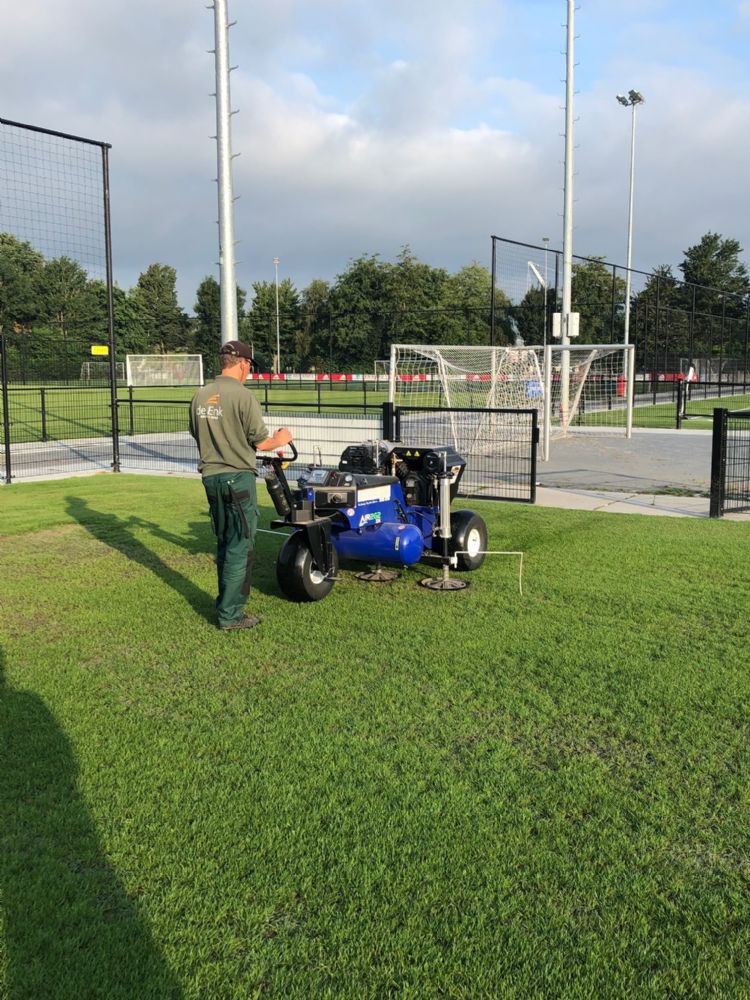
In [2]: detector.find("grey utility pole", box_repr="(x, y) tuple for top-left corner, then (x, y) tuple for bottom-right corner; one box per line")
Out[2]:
(212, 0), (238, 345)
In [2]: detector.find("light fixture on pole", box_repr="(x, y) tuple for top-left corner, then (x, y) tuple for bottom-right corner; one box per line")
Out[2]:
(272, 256), (281, 375)
(616, 89), (644, 348)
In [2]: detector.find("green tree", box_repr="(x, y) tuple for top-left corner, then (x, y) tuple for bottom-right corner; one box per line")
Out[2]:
(299, 279), (331, 370)
(194, 277), (250, 375)
(193, 276), (221, 361)
(678, 232), (750, 316)
(439, 262), (508, 345)
(246, 278), (300, 372)
(0, 233), (44, 334)
(386, 246), (449, 347)
(514, 286), (546, 345)
(328, 254), (393, 368)
(83, 281), (148, 356)
(39, 257), (95, 340)
(570, 258), (626, 343)
(133, 264), (188, 352)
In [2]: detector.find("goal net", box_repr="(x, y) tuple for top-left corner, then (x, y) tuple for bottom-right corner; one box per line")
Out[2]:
(80, 361), (125, 383)
(389, 344), (544, 410)
(541, 343), (634, 457)
(374, 359), (391, 388)
(126, 354), (204, 387)
(388, 344), (545, 459)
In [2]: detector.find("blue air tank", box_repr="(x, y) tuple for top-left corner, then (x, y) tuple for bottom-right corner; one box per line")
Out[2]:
(332, 522), (424, 566)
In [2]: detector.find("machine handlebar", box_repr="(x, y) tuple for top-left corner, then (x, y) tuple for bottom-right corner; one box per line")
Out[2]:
(258, 441), (298, 465)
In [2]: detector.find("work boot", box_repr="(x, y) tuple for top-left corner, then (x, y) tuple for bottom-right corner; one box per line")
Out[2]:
(219, 614), (262, 631)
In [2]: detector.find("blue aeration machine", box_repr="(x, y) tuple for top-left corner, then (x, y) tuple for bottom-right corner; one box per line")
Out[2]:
(260, 440), (488, 601)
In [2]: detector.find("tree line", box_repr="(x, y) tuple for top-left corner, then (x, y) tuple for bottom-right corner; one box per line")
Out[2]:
(2, 230), (748, 375)
(514, 233), (750, 362)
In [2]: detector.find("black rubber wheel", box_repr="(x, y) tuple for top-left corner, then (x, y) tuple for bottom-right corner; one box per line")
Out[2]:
(435, 509), (487, 571)
(276, 533), (338, 602)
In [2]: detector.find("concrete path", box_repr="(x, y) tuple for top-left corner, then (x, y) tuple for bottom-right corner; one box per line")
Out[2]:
(536, 486), (747, 521)
(4, 427), (748, 521)
(537, 429), (713, 493)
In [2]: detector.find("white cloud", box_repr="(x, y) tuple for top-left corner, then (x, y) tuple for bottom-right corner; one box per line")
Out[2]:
(2, 1), (750, 308)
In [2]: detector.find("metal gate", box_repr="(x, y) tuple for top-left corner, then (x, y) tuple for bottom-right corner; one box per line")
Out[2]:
(710, 407), (750, 517)
(394, 406), (538, 502)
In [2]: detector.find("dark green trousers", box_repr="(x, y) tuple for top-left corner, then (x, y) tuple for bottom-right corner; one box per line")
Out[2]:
(202, 471), (258, 627)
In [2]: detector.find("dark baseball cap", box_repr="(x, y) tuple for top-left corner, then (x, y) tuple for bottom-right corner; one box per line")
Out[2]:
(219, 340), (253, 360)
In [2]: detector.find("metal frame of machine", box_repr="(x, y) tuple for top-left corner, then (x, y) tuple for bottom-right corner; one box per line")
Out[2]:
(259, 441), (488, 601)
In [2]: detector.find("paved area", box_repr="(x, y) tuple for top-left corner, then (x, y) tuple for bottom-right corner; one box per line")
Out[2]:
(538, 429), (713, 493)
(3, 428), (748, 521)
(536, 486), (748, 521)
(534, 430), (749, 519)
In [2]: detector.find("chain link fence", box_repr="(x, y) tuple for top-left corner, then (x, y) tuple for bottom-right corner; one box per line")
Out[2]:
(1, 118), (118, 481)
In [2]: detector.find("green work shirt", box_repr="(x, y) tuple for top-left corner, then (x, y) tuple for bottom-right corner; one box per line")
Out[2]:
(189, 375), (269, 476)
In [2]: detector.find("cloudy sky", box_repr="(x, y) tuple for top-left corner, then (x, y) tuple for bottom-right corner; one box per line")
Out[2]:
(3, 0), (750, 309)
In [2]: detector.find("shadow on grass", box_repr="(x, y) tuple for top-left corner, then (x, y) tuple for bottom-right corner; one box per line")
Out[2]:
(65, 496), (216, 625)
(0, 648), (183, 1000)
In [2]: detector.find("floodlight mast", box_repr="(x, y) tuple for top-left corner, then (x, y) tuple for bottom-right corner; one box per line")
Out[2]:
(617, 89), (645, 350)
(212, 0), (238, 345)
(559, 0), (576, 427)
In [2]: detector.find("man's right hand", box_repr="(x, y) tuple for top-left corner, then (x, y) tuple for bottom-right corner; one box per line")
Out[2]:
(274, 427), (293, 447)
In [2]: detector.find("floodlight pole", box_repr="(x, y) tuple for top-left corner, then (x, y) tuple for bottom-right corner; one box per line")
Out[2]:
(617, 90), (645, 349)
(273, 256), (281, 374)
(617, 90), (644, 424)
(559, 0), (576, 427)
(212, 0), (238, 345)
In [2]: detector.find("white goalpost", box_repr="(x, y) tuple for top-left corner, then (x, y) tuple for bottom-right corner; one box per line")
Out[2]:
(388, 344), (544, 410)
(80, 361), (125, 383)
(125, 354), (204, 387)
(541, 343), (634, 458)
(388, 344), (545, 458)
(389, 343), (634, 461)
(374, 359), (391, 387)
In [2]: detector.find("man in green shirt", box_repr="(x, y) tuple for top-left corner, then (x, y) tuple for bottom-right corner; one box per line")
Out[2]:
(189, 341), (293, 630)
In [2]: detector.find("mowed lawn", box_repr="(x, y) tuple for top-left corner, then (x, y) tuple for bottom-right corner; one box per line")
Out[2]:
(0, 384), (389, 445)
(1, 474), (749, 999)
(3, 382), (748, 446)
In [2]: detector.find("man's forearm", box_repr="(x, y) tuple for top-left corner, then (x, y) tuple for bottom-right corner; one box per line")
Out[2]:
(255, 427), (292, 451)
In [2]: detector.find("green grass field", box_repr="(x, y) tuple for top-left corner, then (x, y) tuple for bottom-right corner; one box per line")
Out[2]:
(4, 382), (750, 446)
(2, 474), (749, 998)
(0, 384), (389, 445)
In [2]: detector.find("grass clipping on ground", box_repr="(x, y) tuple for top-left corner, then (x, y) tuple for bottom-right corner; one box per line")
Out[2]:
(1, 474), (749, 999)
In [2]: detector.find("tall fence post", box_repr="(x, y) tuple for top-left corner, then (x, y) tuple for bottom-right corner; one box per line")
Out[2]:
(101, 143), (120, 473)
(40, 388), (48, 441)
(1, 331), (12, 483)
(530, 409), (538, 504)
(709, 408), (728, 518)
(676, 379), (683, 430)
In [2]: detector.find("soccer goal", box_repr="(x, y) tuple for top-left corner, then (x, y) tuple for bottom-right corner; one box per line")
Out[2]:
(126, 354), (204, 387)
(541, 343), (635, 459)
(389, 344), (544, 410)
(388, 344), (545, 459)
(80, 361), (125, 383)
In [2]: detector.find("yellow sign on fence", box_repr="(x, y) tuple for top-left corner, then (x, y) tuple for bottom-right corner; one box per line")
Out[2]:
(90, 345), (109, 356)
